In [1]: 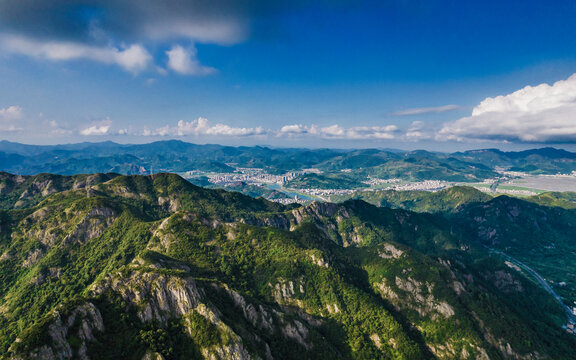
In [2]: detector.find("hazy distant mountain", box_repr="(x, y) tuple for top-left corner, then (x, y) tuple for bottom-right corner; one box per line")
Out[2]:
(2, 141), (575, 186)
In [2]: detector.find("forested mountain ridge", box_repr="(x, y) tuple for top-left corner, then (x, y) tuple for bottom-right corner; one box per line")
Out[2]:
(0, 173), (574, 359)
(2, 141), (576, 179)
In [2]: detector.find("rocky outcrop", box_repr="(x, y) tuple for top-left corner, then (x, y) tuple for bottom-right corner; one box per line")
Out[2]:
(92, 271), (204, 324)
(64, 207), (117, 245)
(269, 278), (305, 307)
(12, 303), (104, 360)
(90, 270), (263, 358)
(375, 275), (454, 320)
(394, 276), (455, 319)
(378, 243), (405, 259)
(22, 248), (43, 267)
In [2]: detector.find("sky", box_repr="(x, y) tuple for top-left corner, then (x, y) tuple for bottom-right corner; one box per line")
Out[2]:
(1, 0), (576, 150)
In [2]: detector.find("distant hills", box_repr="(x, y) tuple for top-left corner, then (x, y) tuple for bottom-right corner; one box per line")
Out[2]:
(1, 141), (576, 182)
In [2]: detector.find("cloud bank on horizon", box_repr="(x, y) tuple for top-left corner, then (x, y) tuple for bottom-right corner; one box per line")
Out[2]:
(3, 71), (576, 144)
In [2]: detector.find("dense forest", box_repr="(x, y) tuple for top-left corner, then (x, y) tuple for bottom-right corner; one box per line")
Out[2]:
(0, 172), (575, 359)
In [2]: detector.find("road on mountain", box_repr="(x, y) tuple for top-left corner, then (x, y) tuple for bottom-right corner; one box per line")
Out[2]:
(488, 247), (576, 324)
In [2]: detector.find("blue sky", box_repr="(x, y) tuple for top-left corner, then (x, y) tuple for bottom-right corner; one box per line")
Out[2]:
(1, 0), (576, 150)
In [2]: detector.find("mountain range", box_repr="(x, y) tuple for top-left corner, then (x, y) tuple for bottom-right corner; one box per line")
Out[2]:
(1, 172), (575, 359)
(2, 141), (576, 182)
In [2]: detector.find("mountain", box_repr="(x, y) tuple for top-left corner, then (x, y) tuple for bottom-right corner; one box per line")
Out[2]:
(453, 195), (576, 308)
(2, 141), (574, 182)
(453, 148), (576, 174)
(0, 173), (574, 359)
(333, 186), (493, 213)
(335, 186), (576, 322)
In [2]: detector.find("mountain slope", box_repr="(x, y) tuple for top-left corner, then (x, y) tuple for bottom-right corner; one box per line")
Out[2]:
(332, 186), (492, 213)
(0, 173), (574, 359)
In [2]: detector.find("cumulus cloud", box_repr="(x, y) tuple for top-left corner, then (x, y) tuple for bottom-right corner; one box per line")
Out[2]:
(391, 104), (459, 116)
(345, 125), (398, 139)
(0, 105), (23, 132)
(166, 45), (216, 76)
(80, 118), (112, 136)
(439, 73), (576, 142)
(146, 118), (265, 137)
(279, 124), (310, 135)
(278, 123), (399, 140)
(2, 36), (152, 73)
(0, 105), (23, 120)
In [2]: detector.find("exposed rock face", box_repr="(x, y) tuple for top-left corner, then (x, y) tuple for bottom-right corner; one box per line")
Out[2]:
(291, 202), (344, 223)
(224, 287), (274, 333)
(394, 276), (455, 319)
(21, 206), (117, 251)
(64, 207), (117, 245)
(103, 272), (204, 324)
(269, 278), (305, 308)
(141, 351), (164, 360)
(378, 243), (405, 259)
(86, 269), (316, 359)
(428, 342), (490, 360)
(158, 196), (181, 212)
(488, 270), (524, 293)
(22, 248), (43, 267)
(90, 271), (255, 358)
(309, 253), (329, 268)
(375, 275), (455, 320)
(13, 303), (104, 360)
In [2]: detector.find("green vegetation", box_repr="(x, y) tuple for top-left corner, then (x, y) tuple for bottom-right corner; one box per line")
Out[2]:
(332, 186), (492, 213)
(286, 173), (368, 190)
(0, 173), (575, 359)
(3, 141), (576, 184)
(206, 181), (291, 201)
(334, 185), (576, 321)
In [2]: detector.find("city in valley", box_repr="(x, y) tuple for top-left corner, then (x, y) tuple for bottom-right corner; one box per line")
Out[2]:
(183, 166), (576, 204)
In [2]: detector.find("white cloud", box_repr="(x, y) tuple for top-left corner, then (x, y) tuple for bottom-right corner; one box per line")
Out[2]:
(391, 105), (459, 116)
(45, 119), (73, 135)
(166, 45), (216, 76)
(345, 125), (398, 139)
(405, 121), (432, 140)
(321, 124), (346, 137)
(80, 118), (112, 136)
(0, 105), (23, 132)
(439, 74), (576, 142)
(205, 123), (264, 136)
(277, 123), (398, 140)
(0, 105), (22, 120)
(114, 44), (152, 73)
(1, 35), (152, 73)
(146, 120), (398, 140)
(279, 124), (310, 135)
(146, 118), (265, 137)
